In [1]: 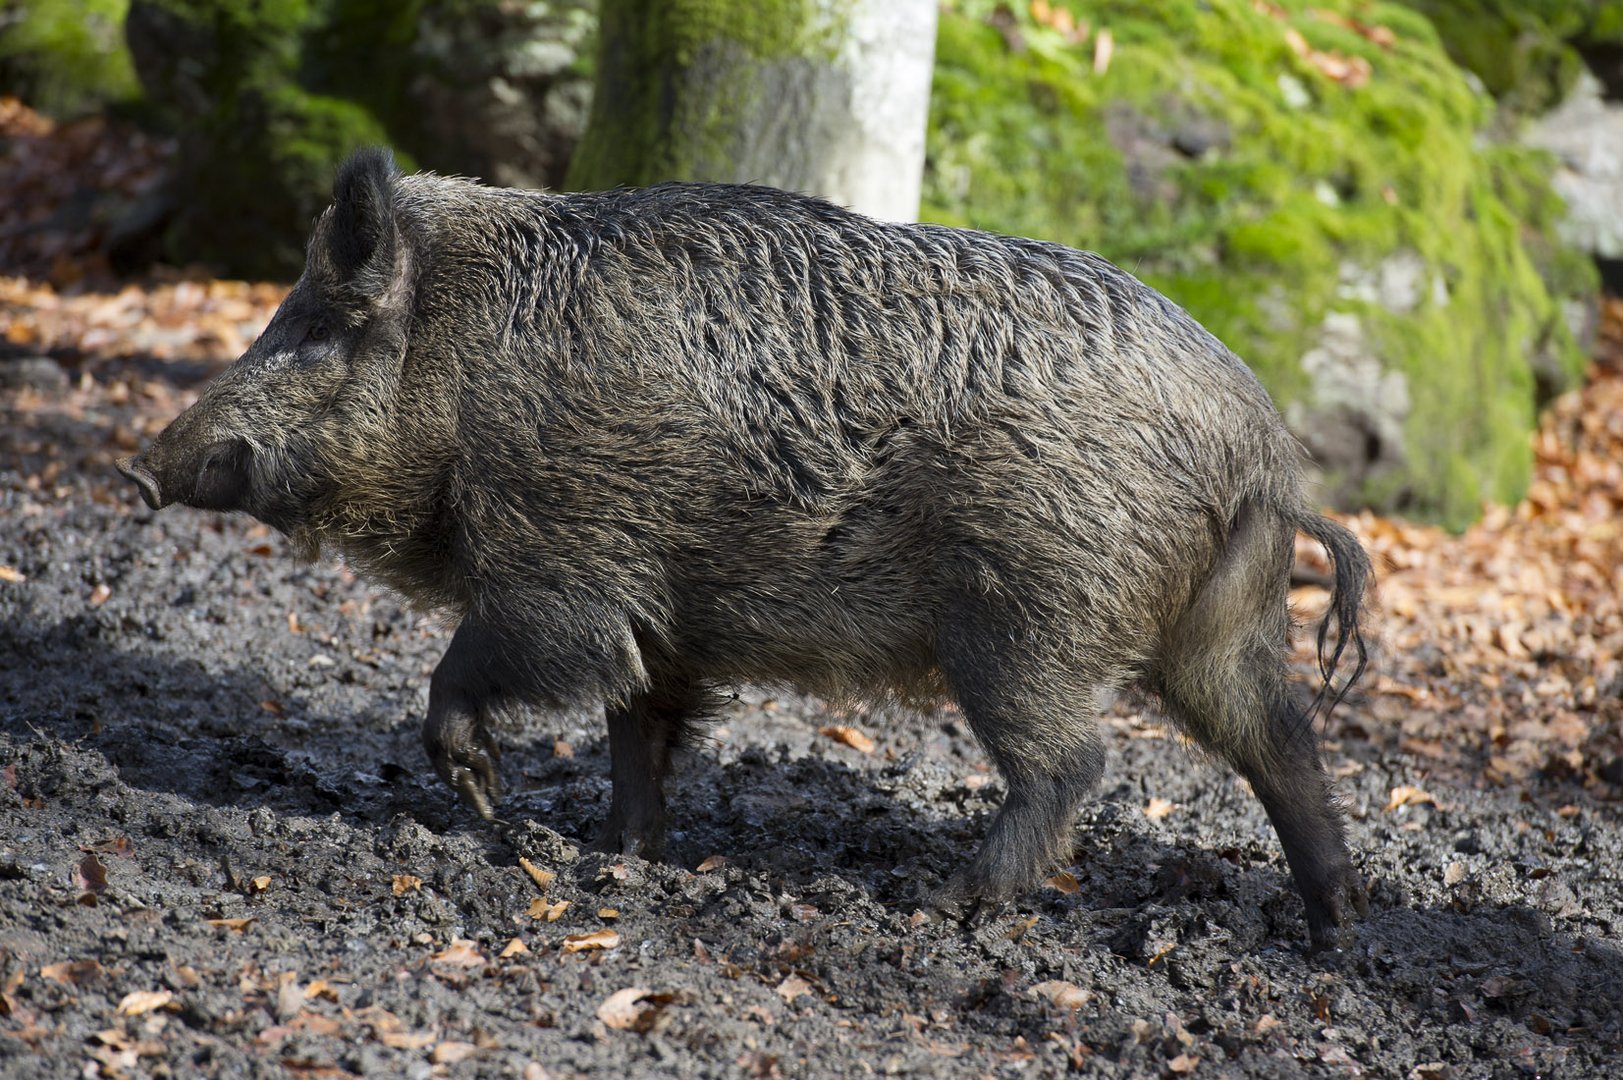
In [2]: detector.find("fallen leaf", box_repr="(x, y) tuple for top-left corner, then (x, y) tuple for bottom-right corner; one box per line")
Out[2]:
(88, 583), (110, 607)
(696, 855), (728, 873)
(250, 875), (272, 893)
(1005, 914), (1039, 942)
(1044, 871), (1080, 894)
(500, 937), (529, 959)
(206, 917), (256, 932)
(597, 907), (620, 920)
(518, 857), (555, 891)
(76, 853), (108, 894)
(597, 986), (675, 1032)
(776, 974), (813, 1004)
(817, 725), (876, 753)
(1383, 785), (1438, 812)
(380, 1031), (437, 1050)
(40, 959), (103, 985)
(432, 1041), (480, 1064)
(528, 897), (570, 922)
(552, 739), (574, 758)
(1169, 1053), (1200, 1074)
(392, 874), (423, 896)
(304, 978), (339, 1002)
(1031, 980), (1092, 1008)
(1144, 797), (1176, 820)
(562, 929), (621, 954)
(82, 836), (134, 858)
(430, 939), (485, 968)
(0, 565), (25, 583)
(115, 990), (173, 1016)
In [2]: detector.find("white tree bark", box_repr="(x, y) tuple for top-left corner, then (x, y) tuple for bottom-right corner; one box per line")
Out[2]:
(569, 0), (937, 223)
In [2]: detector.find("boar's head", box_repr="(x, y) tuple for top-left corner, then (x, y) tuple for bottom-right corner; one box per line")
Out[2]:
(118, 149), (420, 560)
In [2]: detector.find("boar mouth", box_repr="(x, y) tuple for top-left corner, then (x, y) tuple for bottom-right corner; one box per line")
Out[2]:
(117, 437), (255, 514)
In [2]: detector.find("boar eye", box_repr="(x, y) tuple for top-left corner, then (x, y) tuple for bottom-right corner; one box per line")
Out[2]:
(305, 321), (332, 344)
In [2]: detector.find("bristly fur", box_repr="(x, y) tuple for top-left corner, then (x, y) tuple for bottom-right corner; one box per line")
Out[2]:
(128, 151), (1375, 948)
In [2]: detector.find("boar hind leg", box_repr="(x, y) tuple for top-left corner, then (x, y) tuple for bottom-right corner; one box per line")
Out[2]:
(592, 674), (702, 861)
(1167, 664), (1365, 950)
(1161, 503), (1366, 949)
(937, 618), (1106, 905)
(424, 620), (507, 820)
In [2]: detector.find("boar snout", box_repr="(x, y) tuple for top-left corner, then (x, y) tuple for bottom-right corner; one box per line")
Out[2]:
(118, 437), (254, 514)
(115, 456), (164, 510)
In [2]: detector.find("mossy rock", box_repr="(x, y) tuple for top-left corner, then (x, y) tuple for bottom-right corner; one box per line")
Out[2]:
(163, 86), (394, 281)
(1396, 1), (1623, 116)
(124, 0), (594, 278)
(0, 0), (140, 118)
(924, 0), (1594, 528)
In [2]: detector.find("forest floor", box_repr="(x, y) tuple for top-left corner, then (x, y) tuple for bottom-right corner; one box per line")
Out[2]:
(2, 101), (1620, 1079)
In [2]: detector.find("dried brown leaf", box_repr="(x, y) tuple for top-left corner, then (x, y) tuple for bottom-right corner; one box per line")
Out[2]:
(775, 974), (813, 1004)
(817, 725), (876, 753)
(518, 857), (556, 891)
(40, 959), (103, 985)
(562, 929), (621, 954)
(115, 990), (173, 1016)
(1031, 980), (1092, 1008)
(528, 897), (570, 922)
(432, 1041), (480, 1064)
(430, 939), (485, 968)
(76, 853), (108, 893)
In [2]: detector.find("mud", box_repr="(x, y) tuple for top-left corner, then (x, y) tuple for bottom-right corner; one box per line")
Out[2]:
(3, 355), (1621, 1078)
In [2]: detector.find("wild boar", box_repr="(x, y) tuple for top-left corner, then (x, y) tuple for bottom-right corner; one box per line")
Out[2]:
(119, 149), (1371, 948)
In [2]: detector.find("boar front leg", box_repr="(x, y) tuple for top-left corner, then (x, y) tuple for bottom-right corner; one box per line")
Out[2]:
(592, 674), (700, 861)
(423, 620), (506, 819)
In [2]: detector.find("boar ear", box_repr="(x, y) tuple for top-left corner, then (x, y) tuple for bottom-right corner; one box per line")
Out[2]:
(327, 147), (401, 298)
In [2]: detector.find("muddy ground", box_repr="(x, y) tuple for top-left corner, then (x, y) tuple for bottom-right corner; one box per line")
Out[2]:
(2, 349), (1621, 1080)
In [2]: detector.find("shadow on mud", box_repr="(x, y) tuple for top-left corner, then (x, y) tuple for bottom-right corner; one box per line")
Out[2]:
(0, 610), (425, 822)
(7, 610), (1623, 1041)
(1356, 904), (1623, 1044)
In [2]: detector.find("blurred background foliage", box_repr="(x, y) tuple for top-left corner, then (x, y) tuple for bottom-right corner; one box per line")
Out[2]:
(0, 0), (1614, 527)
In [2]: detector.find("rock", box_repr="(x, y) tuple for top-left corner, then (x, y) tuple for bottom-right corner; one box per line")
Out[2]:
(924, 0), (1594, 527)
(1525, 72), (1623, 260)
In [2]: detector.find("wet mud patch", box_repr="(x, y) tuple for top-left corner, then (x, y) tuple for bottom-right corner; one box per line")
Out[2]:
(3, 490), (1621, 1078)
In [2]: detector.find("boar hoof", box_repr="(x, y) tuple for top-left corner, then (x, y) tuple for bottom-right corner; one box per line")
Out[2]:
(1306, 868), (1369, 953)
(429, 736), (503, 821)
(588, 821), (664, 862)
(929, 875), (1013, 929)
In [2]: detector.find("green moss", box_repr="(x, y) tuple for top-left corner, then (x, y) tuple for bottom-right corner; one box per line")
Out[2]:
(925, 0), (1591, 527)
(168, 84), (396, 280)
(567, 0), (853, 190)
(0, 0), (139, 118)
(1395, 2), (1623, 117)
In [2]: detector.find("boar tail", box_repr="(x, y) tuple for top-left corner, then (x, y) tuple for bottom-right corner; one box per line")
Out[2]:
(1295, 512), (1370, 724)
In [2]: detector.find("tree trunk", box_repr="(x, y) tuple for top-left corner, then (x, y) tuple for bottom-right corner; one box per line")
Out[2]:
(567, 0), (936, 222)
